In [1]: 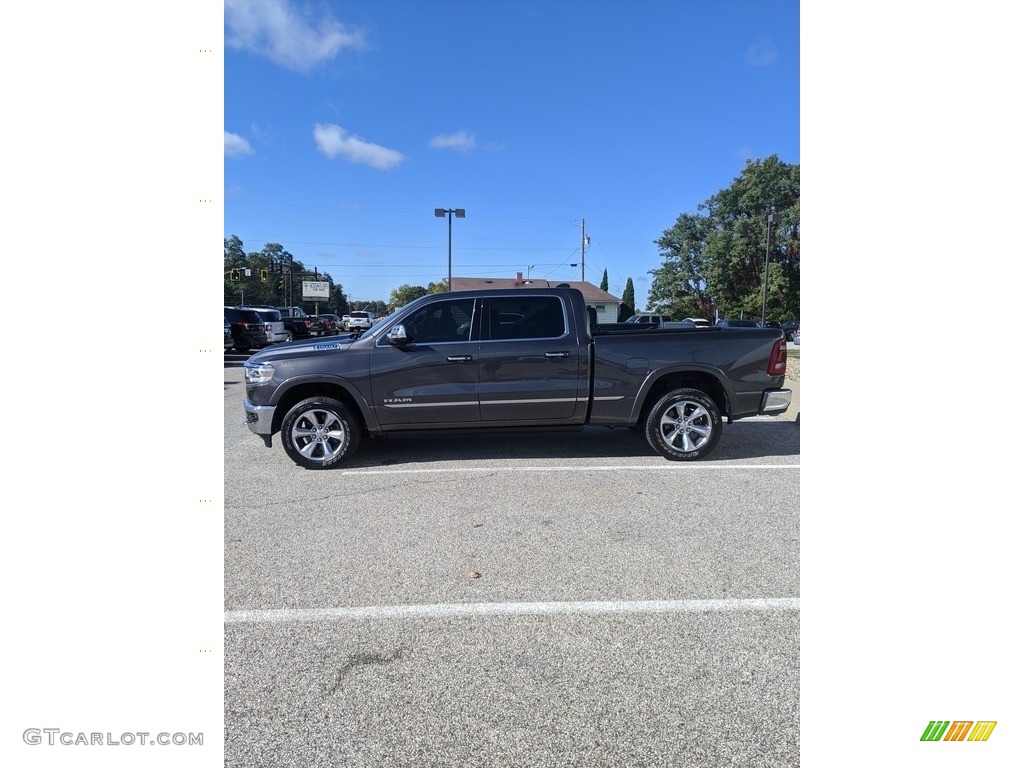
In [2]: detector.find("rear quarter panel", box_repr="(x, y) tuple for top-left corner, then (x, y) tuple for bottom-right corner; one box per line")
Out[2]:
(589, 328), (786, 424)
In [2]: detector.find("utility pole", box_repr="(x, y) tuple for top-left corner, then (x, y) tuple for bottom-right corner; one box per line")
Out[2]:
(580, 218), (586, 283)
(287, 253), (294, 308)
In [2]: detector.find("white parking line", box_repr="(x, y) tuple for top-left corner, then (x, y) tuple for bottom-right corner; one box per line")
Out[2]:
(225, 598), (799, 625)
(330, 464), (799, 477)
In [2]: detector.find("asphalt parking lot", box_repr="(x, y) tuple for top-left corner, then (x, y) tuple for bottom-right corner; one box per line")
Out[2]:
(224, 363), (800, 767)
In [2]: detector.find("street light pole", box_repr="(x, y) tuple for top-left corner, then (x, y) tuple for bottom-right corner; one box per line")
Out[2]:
(761, 212), (782, 325)
(434, 208), (465, 291)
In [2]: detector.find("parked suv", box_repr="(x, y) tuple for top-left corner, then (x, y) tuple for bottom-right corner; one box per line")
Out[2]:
(242, 306), (289, 343)
(224, 307), (270, 353)
(344, 310), (376, 332)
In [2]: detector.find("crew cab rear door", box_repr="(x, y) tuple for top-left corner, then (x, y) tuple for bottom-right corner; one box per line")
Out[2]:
(478, 295), (584, 422)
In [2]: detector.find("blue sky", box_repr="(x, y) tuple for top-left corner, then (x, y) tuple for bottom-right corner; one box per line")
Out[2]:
(224, 0), (800, 307)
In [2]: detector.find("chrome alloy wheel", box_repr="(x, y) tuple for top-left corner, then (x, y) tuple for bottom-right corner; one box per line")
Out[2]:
(657, 399), (713, 453)
(289, 408), (347, 463)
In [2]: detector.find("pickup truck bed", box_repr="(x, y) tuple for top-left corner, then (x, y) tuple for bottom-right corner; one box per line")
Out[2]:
(243, 288), (790, 468)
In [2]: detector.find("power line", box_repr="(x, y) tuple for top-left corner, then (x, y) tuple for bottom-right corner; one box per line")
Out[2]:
(226, 198), (573, 224)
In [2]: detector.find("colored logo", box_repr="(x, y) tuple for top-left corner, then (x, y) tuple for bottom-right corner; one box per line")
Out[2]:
(921, 721), (997, 742)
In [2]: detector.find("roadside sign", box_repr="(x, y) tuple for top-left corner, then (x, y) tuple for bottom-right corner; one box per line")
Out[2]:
(302, 281), (329, 300)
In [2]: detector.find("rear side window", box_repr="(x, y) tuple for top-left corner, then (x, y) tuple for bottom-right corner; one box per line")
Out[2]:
(487, 297), (566, 340)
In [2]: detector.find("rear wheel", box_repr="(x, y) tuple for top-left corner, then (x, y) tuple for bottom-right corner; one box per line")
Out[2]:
(645, 388), (722, 460)
(281, 397), (361, 469)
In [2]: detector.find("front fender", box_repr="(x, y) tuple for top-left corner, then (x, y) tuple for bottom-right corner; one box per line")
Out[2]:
(263, 374), (380, 434)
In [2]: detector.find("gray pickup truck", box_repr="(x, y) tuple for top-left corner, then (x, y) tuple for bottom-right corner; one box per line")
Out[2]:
(243, 287), (791, 468)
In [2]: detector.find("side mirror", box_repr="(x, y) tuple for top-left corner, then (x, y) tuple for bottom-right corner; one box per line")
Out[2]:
(386, 324), (409, 346)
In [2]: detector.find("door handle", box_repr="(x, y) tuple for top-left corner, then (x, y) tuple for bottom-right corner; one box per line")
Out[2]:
(447, 355), (473, 362)
(544, 351), (571, 358)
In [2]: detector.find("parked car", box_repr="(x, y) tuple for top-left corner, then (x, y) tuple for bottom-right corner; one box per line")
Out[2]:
(682, 317), (711, 328)
(762, 320), (783, 330)
(714, 319), (761, 329)
(624, 313), (668, 325)
(344, 310), (376, 332)
(792, 328), (800, 345)
(224, 317), (233, 350)
(317, 314), (344, 336)
(782, 320), (800, 342)
(224, 307), (270, 353)
(242, 306), (289, 343)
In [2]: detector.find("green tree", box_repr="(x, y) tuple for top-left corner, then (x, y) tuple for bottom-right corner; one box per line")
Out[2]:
(600, 268), (609, 292)
(333, 285), (351, 316)
(649, 155), (799, 321)
(223, 235), (347, 310)
(618, 277), (636, 321)
(388, 284), (429, 311)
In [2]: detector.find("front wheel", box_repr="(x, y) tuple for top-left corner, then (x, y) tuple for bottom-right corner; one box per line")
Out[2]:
(645, 388), (722, 460)
(281, 397), (362, 469)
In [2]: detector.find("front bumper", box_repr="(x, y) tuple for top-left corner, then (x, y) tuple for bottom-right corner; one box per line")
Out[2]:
(244, 399), (277, 438)
(760, 388), (792, 414)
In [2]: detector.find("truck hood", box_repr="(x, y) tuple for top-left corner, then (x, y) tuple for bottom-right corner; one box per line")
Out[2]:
(248, 334), (360, 363)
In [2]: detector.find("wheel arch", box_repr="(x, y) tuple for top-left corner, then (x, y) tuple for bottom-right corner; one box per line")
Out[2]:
(271, 381), (373, 436)
(634, 369), (732, 426)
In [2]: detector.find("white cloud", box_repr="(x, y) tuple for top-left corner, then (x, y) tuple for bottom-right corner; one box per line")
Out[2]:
(225, 0), (367, 72)
(313, 123), (405, 170)
(225, 131), (254, 157)
(745, 36), (778, 67)
(429, 130), (477, 152)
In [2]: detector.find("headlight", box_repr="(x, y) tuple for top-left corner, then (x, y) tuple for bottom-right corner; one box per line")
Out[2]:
(244, 361), (275, 385)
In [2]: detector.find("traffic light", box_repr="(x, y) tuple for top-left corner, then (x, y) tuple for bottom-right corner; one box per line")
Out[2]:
(260, 268), (269, 283)
(230, 268), (240, 281)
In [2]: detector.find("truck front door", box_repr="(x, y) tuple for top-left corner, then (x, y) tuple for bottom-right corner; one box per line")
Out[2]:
(370, 297), (480, 426)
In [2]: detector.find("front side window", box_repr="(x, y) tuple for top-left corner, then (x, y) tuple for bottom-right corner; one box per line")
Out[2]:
(402, 299), (476, 344)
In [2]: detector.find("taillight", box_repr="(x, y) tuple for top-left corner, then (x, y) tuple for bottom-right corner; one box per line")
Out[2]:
(767, 339), (787, 377)
(303, 320), (312, 328)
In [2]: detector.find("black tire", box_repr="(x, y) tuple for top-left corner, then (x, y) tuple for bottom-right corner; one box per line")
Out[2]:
(645, 387), (722, 460)
(281, 397), (361, 469)
(235, 342), (250, 354)
(284, 331), (294, 342)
